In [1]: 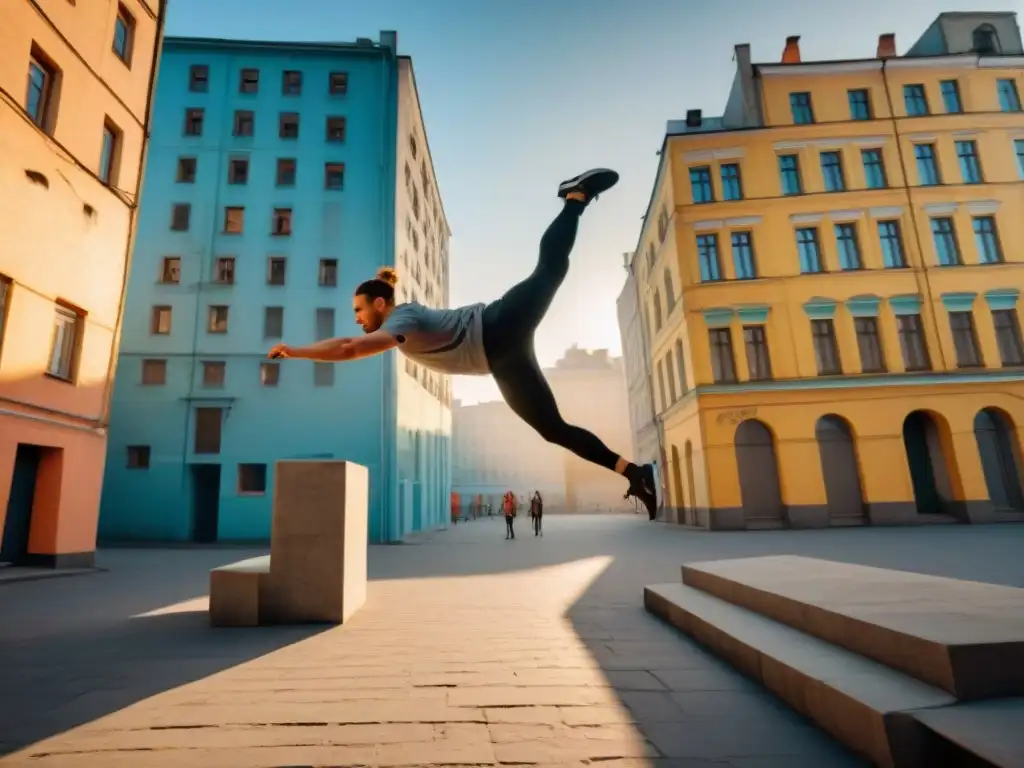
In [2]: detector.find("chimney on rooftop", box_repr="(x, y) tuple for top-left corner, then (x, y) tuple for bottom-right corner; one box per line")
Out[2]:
(877, 33), (896, 58)
(782, 35), (801, 64)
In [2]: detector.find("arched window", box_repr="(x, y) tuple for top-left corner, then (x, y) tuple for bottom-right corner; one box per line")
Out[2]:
(973, 24), (1000, 54)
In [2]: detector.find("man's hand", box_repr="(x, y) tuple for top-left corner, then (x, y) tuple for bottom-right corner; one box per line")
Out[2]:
(267, 343), (292, 359)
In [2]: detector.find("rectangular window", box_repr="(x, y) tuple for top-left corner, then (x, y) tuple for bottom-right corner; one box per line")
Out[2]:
(194, 407), (222, 454)
(931, 217), (961, 266)
(743, 325), (772, 381)
(689, 166), (713, 203)
(261, 361), (280, 386)
(318, 258), (338, 286)
(223, 206), (244, 234)
(324, 162), (345, 190)
(112, 3), (135, 64)
(48, 305), (81, 380)
(213, 256), (235, 284)
(1016, 139), (1024, 179)
(228, 157), (248, 184)
(276, 158), (296, 186)
(232, 109), (254, 137)
(170, 203), (190, 231)
(329, 71), (348, 94)
(848, 89), (871, 120)
(665, 350), (678, 402)
(207, 305), (229, 334)
(898, 314), (931, 371)
(854, 317), (886, 373)
(272, 208), (292, 236)
(267, 257), (287, 285)
(151, 305), (172, 334)
(820, 151), (845, 192)
(126, 446), (150, 469)
(279, 112), (299, 138)
(238, 464), (268, 494)
(239, 68), (259, 94)
(998, 78), (1021, 112)
(314, 362), (335, 387)
(796, 227), (822, 273)
(904, 84), (929, 116)
(326, 117), (347, 142)
(263, 306), (284, 338)
(950, 312), (982, 367)
(202, 361), (226, 387)
(141, 358), (166, 385)
(176, 157), (196, 183)
(956, 140), (982, 183)
(709, 328), (737, 384)
(778, 154), (802, 195)
(720, 163), (743, 200)
(652, 290), (662, 333)
(861, 148), (887, 189)
(184, 108), (204, 136)
(993, 309), (1024, 367)
(811, 319), (841, 375)
(914, 143), (940, 185)
(731, 231), (756, 279)
(835, 223), (861, 270)
(189, 64), (208, 92)
(160, 256), (180, 284)
(99, 119), (121, 185)
(675, 339), (687, 394)
(282, 70), (302, 95)
(940, 80), (962, 113)
(656, 360), (667, 411)
(878, 220), (906, 268)
(789, 92), (814, 124)
(663, 269), (676, 313)
(696, 234), (721, 282)
(973, 216), (1002, 264)
(26, 52), (56, 130)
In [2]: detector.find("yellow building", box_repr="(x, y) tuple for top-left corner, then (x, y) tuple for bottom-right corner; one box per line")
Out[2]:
(634, 11), (1024, 530)
(0, 0), (166, 567)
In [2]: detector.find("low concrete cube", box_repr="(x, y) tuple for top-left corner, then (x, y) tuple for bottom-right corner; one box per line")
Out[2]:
(209, 556), (269, 627)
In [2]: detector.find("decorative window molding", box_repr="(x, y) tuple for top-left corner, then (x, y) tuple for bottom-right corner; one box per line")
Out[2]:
(950, 130), (980, 138)
(966, 200), (1000, 215)
(869, 206), (904, 219)
(802, 297), (838, 320)
(790, 213), (824, 225)
(692, 219), (724, 232)
(773, 136), (888, 151)
(984, 288), (1020, 311)
(682, 147), (745, 163)
(889, 294), (922, 316)
(725, 216), (762, 227)
(940, 292), (978, 313)
(924, 203), (959, 215)
(702, 308), (735, 328)
(736, 305), (770, 324)
(829, 209), (863, 222)
(845, 294), (882, 317)
(905, 133), (938, 141)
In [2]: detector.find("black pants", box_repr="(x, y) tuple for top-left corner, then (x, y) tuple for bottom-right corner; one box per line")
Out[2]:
(482, 201), (621, 472)
(505, 515), (514, 538)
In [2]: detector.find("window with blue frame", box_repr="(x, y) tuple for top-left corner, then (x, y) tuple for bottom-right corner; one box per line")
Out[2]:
(796, 228), (822, 273)
(904, 84), (929, 116)
(940, 80), (962, 113)
(697, 234), (722, 281)
(790, 92), (814, 124)
(878, 220), (905, 267)
(820, 151), (845, 192)
(778, 154), (802, 195)
(998, 79), (1021, 112)
(848, 89), (871, 120)
(1016, 139), (1024, 179)
(690, 166), (714, 204)
(720, 163), (743, 200)
(973, 216), (1002, 263)
(834, 223), (861, 269)
(930, 217), (961, 266)
(861, 149), (887, 189)
(955, 140), (982, 184)
(914, 143), (940, 185)
(731, 231), (756, 279)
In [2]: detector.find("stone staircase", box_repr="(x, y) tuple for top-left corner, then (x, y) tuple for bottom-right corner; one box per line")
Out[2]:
(644, 555), (1024, 767)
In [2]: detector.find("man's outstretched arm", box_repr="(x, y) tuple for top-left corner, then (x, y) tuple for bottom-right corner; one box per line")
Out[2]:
(271, 330), (398, 362)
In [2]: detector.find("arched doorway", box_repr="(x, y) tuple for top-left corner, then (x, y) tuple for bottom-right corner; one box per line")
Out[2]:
(670, 445), (685, 524)
(735, 420), (784, 524)
(815, 415), (866, 522)
(684, 441), (697, 525)
(902, 411), (952, 515)
(974, 408), (1024, 511)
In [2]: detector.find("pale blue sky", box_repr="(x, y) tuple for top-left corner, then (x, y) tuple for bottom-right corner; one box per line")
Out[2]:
(164, 0), (1020, 404)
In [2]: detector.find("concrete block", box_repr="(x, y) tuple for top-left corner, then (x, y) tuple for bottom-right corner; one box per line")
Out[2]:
(209, 556), (269, 627)
(681, 555), (1024, 700)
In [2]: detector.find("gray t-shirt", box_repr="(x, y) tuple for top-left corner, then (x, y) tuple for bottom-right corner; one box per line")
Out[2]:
(381, 302), (490, 376)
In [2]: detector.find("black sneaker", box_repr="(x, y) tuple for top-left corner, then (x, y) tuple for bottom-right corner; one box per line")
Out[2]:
(558, 168), (620, 201)
(624, 463), (658, 521)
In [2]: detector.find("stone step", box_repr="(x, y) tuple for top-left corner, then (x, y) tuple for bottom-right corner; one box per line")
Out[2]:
(645, 582), (956, 768)
(681, 555), (1024, 700)
(908, 697), (1024, 768)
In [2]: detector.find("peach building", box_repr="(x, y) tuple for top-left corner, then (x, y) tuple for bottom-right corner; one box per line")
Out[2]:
(0, 0), (166, 568)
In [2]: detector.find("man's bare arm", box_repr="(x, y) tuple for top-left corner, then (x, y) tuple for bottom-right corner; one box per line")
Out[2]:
(275, 331), (398, 362)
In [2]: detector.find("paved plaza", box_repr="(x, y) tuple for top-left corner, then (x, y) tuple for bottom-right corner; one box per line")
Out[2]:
(1, 515), (1023, 767)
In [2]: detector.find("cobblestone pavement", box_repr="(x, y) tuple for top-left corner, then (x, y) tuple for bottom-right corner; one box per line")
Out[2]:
(2, 515), (1023, 767)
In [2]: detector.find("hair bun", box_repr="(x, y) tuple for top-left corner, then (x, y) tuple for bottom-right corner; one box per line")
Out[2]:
(377, 266), (399, 287)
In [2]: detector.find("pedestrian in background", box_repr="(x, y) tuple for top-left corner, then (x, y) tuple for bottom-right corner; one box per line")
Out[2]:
(503, 491), (516, 540)
(530, 491), (543, 537)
